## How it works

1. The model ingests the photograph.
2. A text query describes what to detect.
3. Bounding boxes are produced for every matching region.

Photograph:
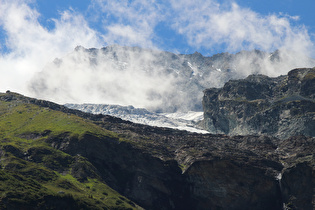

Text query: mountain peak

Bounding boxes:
[30,46,315,112]
[193,51,202,55]
[1,90,314,209]
[74,45,85,51]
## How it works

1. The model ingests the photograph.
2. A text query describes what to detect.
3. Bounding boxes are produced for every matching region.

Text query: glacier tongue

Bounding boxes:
[65,103,208,134]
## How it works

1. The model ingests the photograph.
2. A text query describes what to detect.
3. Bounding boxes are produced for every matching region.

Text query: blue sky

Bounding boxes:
[1,0,314,55]
[0,0,314,95]
[36,0,315,55]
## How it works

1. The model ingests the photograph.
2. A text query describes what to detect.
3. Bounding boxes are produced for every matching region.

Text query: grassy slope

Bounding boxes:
[0,99,139,209]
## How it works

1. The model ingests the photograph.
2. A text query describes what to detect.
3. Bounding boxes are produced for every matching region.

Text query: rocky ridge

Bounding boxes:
[29,46,315,112]
[1,91,314,209]
[203,68,315,139]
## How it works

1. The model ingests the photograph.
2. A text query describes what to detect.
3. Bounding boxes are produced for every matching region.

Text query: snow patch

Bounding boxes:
[187,62,193,69]
[65,103,208,134]
[161,111,204,122]
[188,62,197,76]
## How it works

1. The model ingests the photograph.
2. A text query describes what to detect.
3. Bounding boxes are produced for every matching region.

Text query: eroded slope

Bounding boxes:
[0,91,314,209]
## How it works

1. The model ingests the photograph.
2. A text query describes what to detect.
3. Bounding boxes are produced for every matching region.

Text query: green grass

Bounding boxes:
[0,151,137,209]
[0,101,119,140]
[0,99,139,209]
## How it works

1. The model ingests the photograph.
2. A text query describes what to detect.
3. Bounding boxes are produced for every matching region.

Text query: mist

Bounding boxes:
[30,46,177,110]
[1,0,314,112]
[0,0,102,93]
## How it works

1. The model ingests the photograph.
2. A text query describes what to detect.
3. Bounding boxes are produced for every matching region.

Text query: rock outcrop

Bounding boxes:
[281,162,314,210]
[29,46,315,112]
[203,68,315,139]
[1,91,314,209]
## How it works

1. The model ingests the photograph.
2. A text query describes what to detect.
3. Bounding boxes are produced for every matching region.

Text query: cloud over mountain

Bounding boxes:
[0,0,314,109]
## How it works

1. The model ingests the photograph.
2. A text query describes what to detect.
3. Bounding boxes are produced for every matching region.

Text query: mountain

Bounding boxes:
[29,45,315,113]
[0,91,139,209]
[203,68,315,139]
[64,103,207,134]
[1,91,314,209]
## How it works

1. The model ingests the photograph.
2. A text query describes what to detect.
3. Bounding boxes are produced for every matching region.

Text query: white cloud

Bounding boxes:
[92,0,164,49]
[169,0,314,56]
[0,0,102,93]
[29,46,177,110]
[0,0,314,111]
[167,0,315,79]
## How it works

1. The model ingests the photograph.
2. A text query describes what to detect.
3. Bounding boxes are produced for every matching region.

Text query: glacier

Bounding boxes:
[65,103,209,134]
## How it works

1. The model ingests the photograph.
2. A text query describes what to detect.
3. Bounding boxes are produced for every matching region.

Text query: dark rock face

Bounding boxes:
[186,160,282,210]
[47,133,190,210]
[281,162,314,210]
[49,132,287,210]
[203,68,315,139]
[44,124,314,210]
[1,91,314,209]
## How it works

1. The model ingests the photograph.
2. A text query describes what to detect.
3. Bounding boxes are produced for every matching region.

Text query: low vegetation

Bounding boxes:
[0,99,138,209]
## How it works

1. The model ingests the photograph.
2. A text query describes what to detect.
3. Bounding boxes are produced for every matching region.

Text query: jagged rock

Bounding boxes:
[1,91,314,209]
[48,132,189,210]
[29,46,315,112]
[281,162,314,210]
[186,160,282,210]
[203,68,315,139]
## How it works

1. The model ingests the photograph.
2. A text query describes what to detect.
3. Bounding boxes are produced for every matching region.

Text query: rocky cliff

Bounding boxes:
[29,46,315,112]
[203,68,315,139]
[0,91,314,209]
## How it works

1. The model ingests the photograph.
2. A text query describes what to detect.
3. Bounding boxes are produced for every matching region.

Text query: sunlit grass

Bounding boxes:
[0,100,138,209]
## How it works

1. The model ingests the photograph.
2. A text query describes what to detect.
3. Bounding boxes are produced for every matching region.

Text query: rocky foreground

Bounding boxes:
[203,68,315,139]
[0,91,314,209]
